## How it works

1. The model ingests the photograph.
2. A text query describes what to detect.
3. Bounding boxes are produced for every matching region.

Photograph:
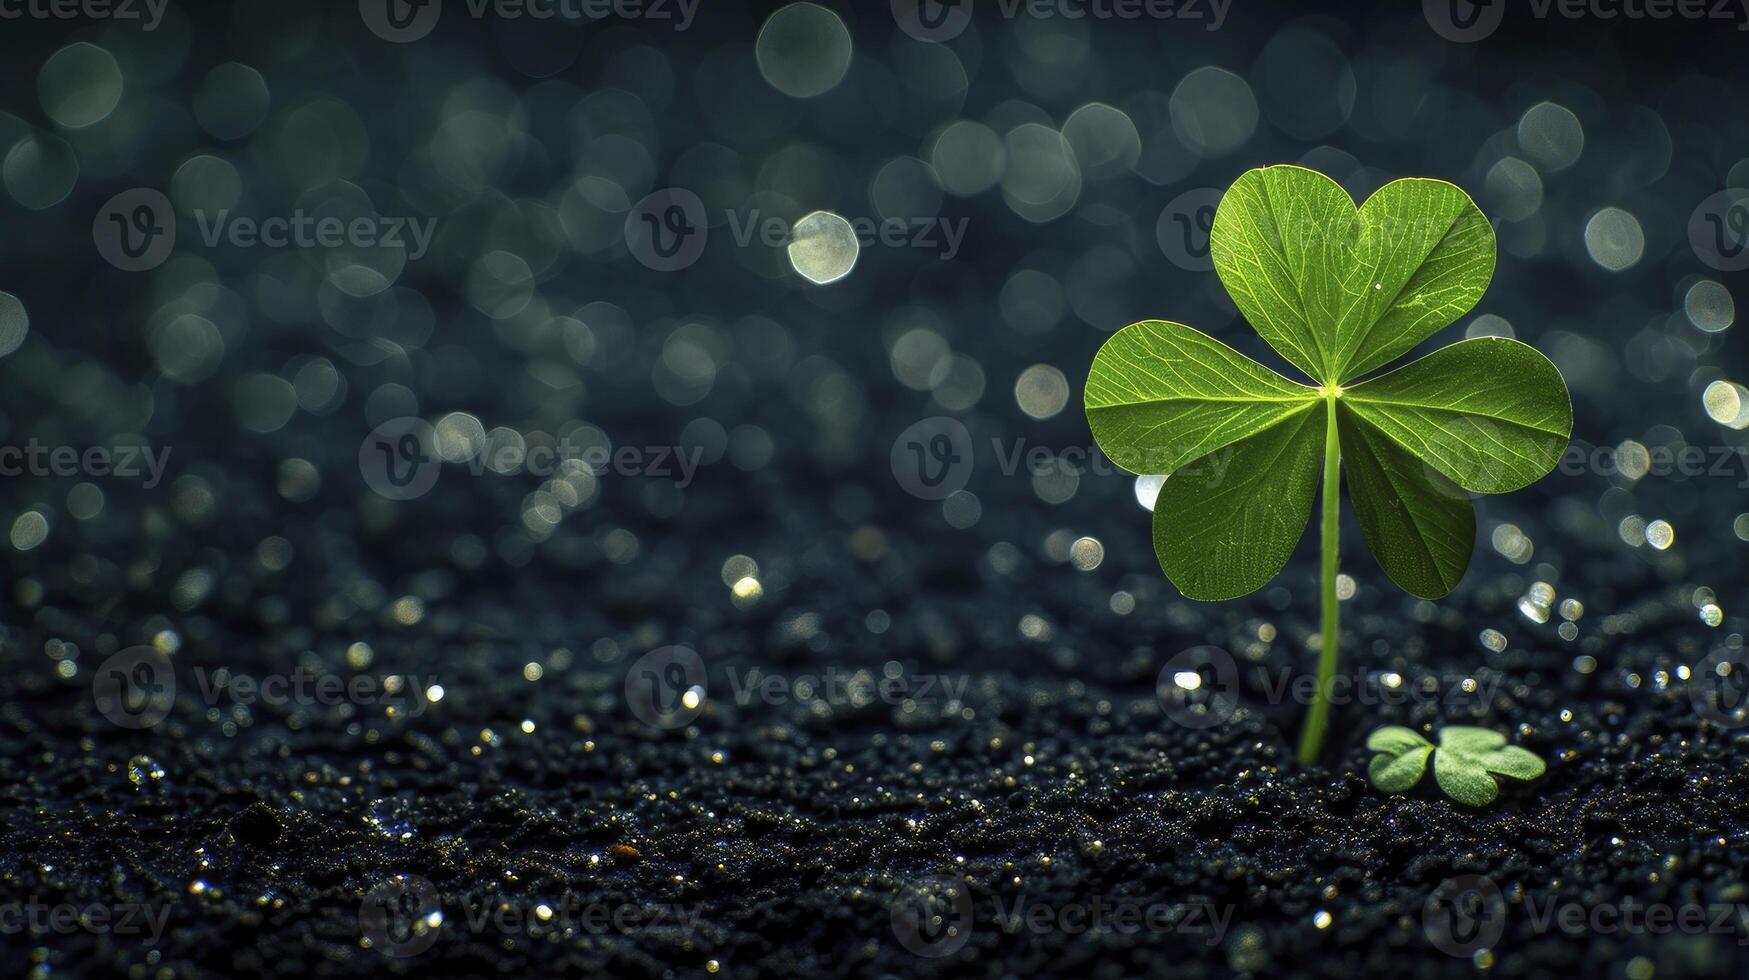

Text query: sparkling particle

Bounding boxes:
[1336,574,1356,600]
[1700,605,1724,628]
[1518,596,1551,624]
[943,490,982,529]
[755,3,853,99]
[1170,66,1258,156]
[1517,102,1584,170]
[1484,157,1543,222]
[1491,523,1533,564]
[786,211,859,284]
[1702,380,1749,429]
[1615,440,1651,480]
[930,120,1005,197]
[390,596,425,626]
[1133,474,1165,512]
[1069,536,1104,571]
[1559,598,1584,621]
[1465,313,1515,340]
[1584,207,1645,271]
[1684,280,1735,333]
[38,42,124,129]
[1000,123,1082,223]
[127,755,165,788]
[1061,102,1142,179]
[1646,520,1675,551]
[0,291,27,358]
[731,576,764,606]
[721,554,760,587]
[1480,629,1508,653]
[10,511,49,551]
[1014,364,1071,420]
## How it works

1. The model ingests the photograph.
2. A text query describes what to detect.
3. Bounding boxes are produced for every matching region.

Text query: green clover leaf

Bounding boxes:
[1366,725,1547,806]
[1086,165,1573,763]
[1363,725,1434,793]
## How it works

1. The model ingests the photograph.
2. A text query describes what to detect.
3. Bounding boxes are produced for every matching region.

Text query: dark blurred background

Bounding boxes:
[1,1,1747,977]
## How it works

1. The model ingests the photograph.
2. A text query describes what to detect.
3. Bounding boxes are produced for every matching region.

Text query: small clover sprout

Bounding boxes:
[1366,725,1546,806]
[1085,165,1572,763]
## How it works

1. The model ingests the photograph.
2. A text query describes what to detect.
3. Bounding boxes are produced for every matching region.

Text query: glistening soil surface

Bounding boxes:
[3,441,1745,979]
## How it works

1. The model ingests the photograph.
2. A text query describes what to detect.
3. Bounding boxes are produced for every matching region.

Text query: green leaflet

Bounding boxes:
[1209,165,1354,383]
[1365,725,1434,793]
[1084,164,1572,605]
[1150,405,1324,601]
[1342,338,1573,494]
[1211,165,1495,387]
[1366,725,1547,806]
[1338,406,1476,599]
[1365,725,1431,755]
[1086,320,1318,478]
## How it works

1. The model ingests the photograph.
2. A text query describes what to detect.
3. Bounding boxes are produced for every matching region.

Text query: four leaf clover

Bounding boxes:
[1367,725,1547,806]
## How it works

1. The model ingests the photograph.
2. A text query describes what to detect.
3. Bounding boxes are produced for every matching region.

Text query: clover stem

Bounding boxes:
[1297,392,1341,765]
